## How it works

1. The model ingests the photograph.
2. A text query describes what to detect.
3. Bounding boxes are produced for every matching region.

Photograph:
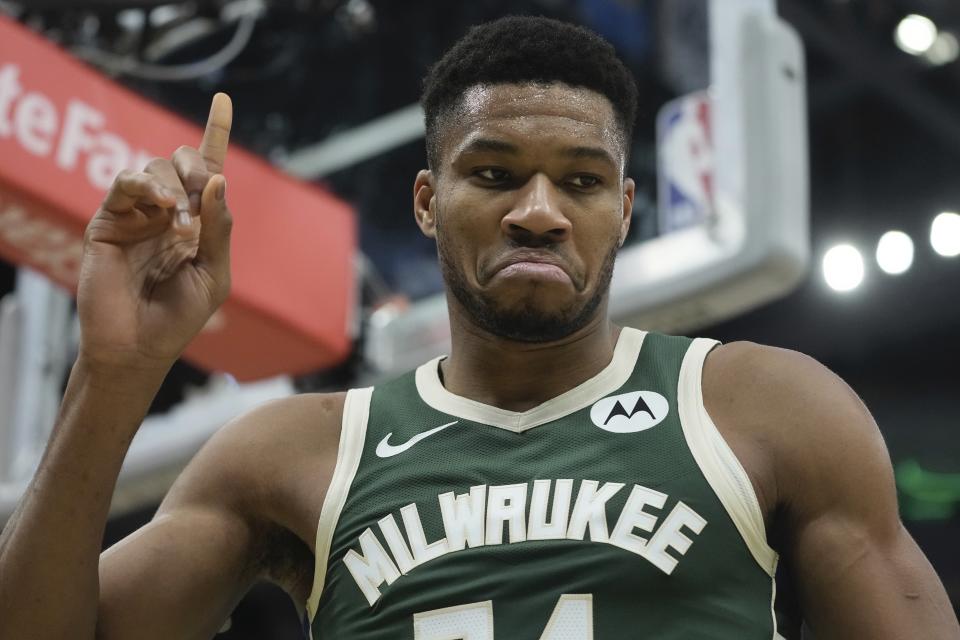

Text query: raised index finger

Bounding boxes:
[199,92,233,174]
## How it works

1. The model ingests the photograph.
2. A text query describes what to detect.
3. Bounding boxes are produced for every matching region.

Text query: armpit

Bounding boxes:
[251,522,315,604]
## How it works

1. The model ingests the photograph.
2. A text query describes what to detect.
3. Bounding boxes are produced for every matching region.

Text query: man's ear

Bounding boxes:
[619,177,635,247]
[414,169,437,238]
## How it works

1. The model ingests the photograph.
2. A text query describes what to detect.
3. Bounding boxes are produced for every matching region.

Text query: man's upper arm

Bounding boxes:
[96,392,344,640]
[738,344,958,639]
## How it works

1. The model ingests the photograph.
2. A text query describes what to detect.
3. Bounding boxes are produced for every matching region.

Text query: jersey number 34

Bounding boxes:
[414,594,592,639]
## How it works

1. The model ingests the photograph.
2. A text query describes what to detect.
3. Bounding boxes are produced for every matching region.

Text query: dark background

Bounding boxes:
[2,0,959,637]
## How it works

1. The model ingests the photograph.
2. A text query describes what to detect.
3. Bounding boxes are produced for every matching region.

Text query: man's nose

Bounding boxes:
[501,174,572,245]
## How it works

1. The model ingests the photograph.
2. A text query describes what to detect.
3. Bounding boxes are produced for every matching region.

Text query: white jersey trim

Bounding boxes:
[771,556,786,639]
[414,328,647,432]
[677,338,779,577]
[306,386,373,622]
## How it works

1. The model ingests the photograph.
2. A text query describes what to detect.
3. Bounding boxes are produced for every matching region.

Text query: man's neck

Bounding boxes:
[440,303,622,412]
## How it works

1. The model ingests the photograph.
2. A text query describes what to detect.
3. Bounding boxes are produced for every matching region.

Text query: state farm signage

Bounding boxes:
[0,63,154,192]
[0,16,356,380]
[0,60,155,286]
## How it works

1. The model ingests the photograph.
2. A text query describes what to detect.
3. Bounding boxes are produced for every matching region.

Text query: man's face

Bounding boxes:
[415,82,634,343]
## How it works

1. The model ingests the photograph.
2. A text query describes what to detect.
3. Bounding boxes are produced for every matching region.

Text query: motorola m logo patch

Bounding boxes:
[590,390,669,433]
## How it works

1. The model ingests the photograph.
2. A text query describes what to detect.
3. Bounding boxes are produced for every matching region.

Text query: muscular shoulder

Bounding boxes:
[703,341,896,529]
[163,391,346,511]
[703,340,859,427]
[220,391,347,470]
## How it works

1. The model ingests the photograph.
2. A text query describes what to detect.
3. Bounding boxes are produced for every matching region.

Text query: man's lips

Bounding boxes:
[495,261,571,283]
[489,252,574,285]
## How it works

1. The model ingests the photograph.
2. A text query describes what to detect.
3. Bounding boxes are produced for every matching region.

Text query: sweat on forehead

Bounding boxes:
[429,82,627,172]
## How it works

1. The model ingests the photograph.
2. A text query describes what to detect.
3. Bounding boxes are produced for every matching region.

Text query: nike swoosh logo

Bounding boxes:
[375,421,458,458]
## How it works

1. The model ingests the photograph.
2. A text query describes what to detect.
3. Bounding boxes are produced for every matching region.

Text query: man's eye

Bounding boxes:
[475,168,510,182]
[568,175,601,189]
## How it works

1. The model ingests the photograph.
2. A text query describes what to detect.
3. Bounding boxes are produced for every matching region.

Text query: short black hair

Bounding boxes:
[421,15,639,171]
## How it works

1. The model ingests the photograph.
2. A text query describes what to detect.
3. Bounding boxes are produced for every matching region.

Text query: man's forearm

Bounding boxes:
[0,357,170,640]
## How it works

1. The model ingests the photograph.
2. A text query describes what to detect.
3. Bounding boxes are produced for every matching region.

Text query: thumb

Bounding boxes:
[196,174,231,275]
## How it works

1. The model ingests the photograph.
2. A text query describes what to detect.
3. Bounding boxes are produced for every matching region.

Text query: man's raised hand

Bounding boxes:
[77,92,234,372]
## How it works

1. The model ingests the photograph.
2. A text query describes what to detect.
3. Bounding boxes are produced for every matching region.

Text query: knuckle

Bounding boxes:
[208,121,231,135]
[111,170,138,195]
[144,157,170,173]
[184,169,210,192]
[173,145,199,164]
[171,150,208,192]
[204,153,224,169]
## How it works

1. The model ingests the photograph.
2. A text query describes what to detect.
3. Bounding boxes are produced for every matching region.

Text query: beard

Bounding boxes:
[437,226,619,344]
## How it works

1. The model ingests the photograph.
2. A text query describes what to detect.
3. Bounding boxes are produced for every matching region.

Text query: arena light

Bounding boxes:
[876,231,914,275]
[925,31,960,66]
[895,14,938,55]
[822,244,865,292]
[930,212,960,257]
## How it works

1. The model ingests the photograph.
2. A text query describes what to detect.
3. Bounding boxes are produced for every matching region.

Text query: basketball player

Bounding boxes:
[0,16,957,640]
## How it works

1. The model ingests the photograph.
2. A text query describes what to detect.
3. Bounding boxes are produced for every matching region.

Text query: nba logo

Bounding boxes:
[657,91,717,234]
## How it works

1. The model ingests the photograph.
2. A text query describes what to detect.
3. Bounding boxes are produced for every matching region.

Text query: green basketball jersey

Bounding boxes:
[304,329,784,639]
